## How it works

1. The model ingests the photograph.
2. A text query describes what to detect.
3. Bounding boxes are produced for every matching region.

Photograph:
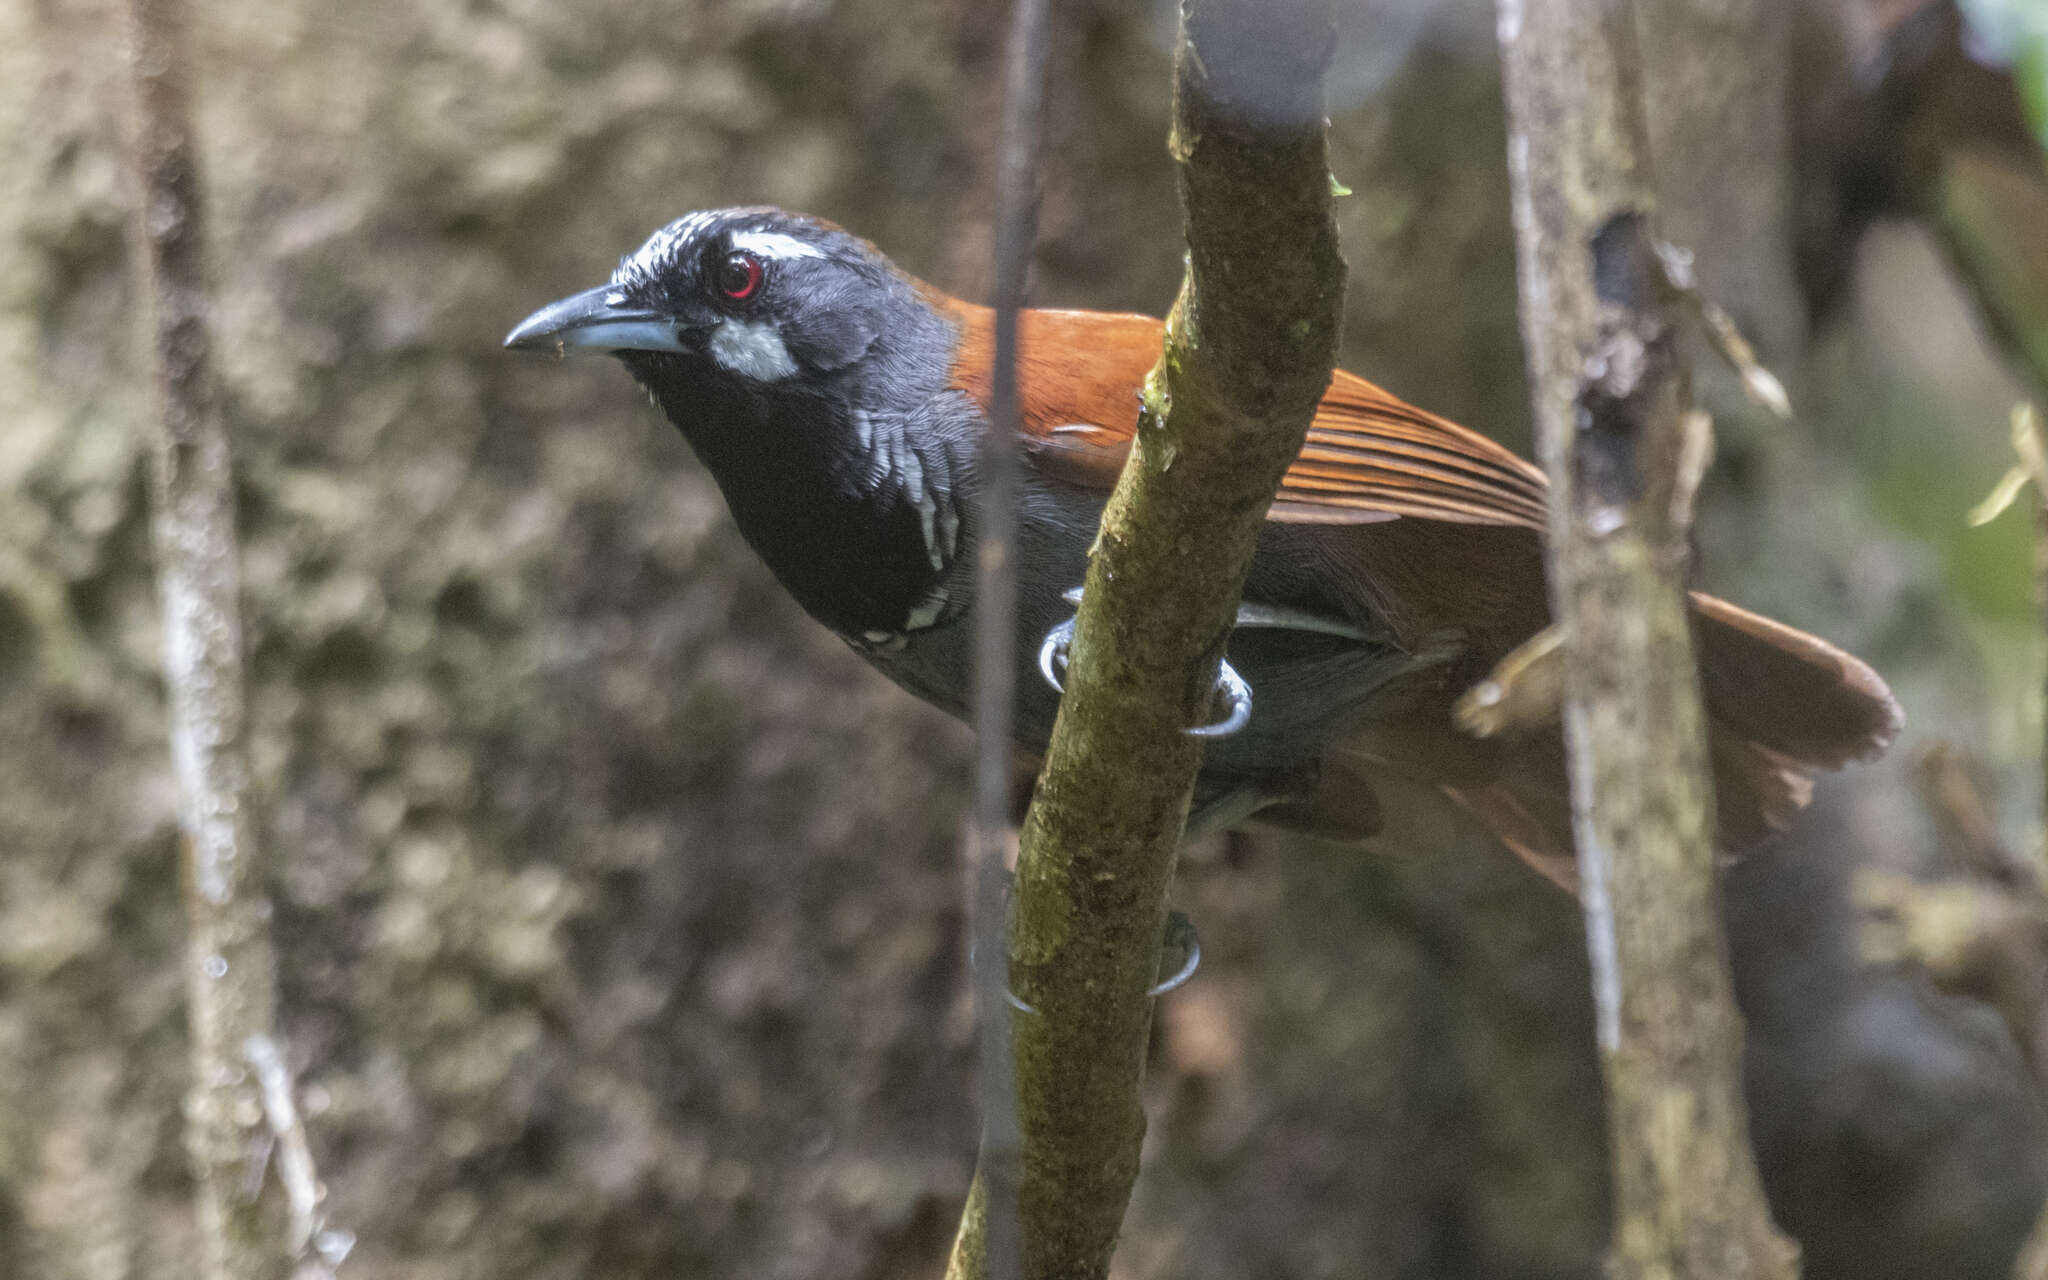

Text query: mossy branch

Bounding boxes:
[1493,1,1798,1277]
[944,0,1343,1276]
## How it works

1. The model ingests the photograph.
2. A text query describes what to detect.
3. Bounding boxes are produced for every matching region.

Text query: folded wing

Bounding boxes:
[936,298,1901,875]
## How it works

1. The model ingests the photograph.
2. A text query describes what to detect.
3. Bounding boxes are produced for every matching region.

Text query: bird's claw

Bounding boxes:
[973,909,1201,1014]
[1187,661,1253,739]
[1151,909,1201,996]
[1036,594,1255,739]
[1037,616,1076,694]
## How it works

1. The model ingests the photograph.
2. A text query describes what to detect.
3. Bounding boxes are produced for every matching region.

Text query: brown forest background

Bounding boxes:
[5,0,2048,1276]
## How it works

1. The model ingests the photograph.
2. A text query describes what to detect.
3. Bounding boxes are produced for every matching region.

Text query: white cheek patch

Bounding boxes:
[729,231,825,261]
[709,318,800,382]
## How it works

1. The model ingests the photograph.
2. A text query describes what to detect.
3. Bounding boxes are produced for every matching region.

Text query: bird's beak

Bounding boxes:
[504,284,696,355]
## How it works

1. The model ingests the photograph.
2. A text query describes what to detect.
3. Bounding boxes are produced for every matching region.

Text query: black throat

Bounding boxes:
[619,330,973,641]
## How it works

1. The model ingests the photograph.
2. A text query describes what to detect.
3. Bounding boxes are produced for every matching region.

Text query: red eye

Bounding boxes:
[716,250,763,301]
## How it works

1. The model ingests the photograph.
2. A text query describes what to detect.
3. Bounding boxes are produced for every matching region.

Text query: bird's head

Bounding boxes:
[505,207,931,398]
[505,208,975,640]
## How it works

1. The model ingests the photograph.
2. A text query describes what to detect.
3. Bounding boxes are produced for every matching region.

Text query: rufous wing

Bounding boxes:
[937,300,1550,529]
[935,295,1902,871]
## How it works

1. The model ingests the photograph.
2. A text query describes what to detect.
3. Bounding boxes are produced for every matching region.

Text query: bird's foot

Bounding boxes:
[1189,664,1253,740]
[1154,909,1201,996]
[1036,615,1077,694]
[975,908,1201,1015]
[1036,597,1254,739]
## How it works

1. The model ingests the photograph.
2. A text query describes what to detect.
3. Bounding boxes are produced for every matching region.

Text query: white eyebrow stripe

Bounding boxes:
[729,231,825,261]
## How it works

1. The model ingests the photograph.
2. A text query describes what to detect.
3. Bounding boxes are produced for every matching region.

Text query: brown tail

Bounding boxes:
[1448,592,1901,890]
[1688,592,1901,768]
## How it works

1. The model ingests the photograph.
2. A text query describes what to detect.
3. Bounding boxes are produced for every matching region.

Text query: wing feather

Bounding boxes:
[928,294,1902,867]
[933,297,1549,529]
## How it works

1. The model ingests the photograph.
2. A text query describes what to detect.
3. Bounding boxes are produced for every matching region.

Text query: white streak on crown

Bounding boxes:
[615,211,721,281]
[614,213,826,285]
[729,230,826,261]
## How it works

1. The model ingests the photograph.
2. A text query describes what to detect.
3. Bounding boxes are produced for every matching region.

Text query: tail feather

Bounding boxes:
[1709,732,1815,847]
[1690,592,1902,768]
[1445,727,1819,893]
[1443,782,1580,892]
[1443,596,1897,889]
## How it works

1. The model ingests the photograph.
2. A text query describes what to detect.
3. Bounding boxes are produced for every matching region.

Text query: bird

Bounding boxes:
[506,205,1901,887]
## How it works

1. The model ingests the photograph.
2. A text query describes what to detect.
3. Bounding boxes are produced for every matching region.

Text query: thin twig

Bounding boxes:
[1649,240,1793,421]
[965,0,1052,1276]
[245,1034,354,1277]
[120,1,298,1275]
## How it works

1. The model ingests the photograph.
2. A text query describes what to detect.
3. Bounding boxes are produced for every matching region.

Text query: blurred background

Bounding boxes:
[5,0,2048,1275]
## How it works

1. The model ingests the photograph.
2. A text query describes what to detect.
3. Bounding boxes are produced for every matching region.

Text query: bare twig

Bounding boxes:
[121,1,300,1275]
[1695,299,1793,420]
[962,0,1051,1274]
[245,1035,353,1277]
[944,0,1341,1274]
[1494,0,1798,1275]
[1646,240,1794,420]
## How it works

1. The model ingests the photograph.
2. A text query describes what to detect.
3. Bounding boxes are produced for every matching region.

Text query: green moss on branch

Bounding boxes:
[945,1,1342,1276]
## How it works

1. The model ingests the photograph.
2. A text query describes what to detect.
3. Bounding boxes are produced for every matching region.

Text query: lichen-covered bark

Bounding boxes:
[946,2,1343,1276]
[1495,0,1799,1276]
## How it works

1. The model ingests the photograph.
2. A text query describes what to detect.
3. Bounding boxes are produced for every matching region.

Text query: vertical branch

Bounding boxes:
[120,1,302,1276]
[946,1,1342,1276]
[1635,0,1804,358]
[1493,0,1799,1277]
[967,0,1052,1275]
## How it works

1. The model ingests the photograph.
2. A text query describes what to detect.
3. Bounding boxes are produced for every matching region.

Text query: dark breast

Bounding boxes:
[625,351,956,641]
[723,468,945,638]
